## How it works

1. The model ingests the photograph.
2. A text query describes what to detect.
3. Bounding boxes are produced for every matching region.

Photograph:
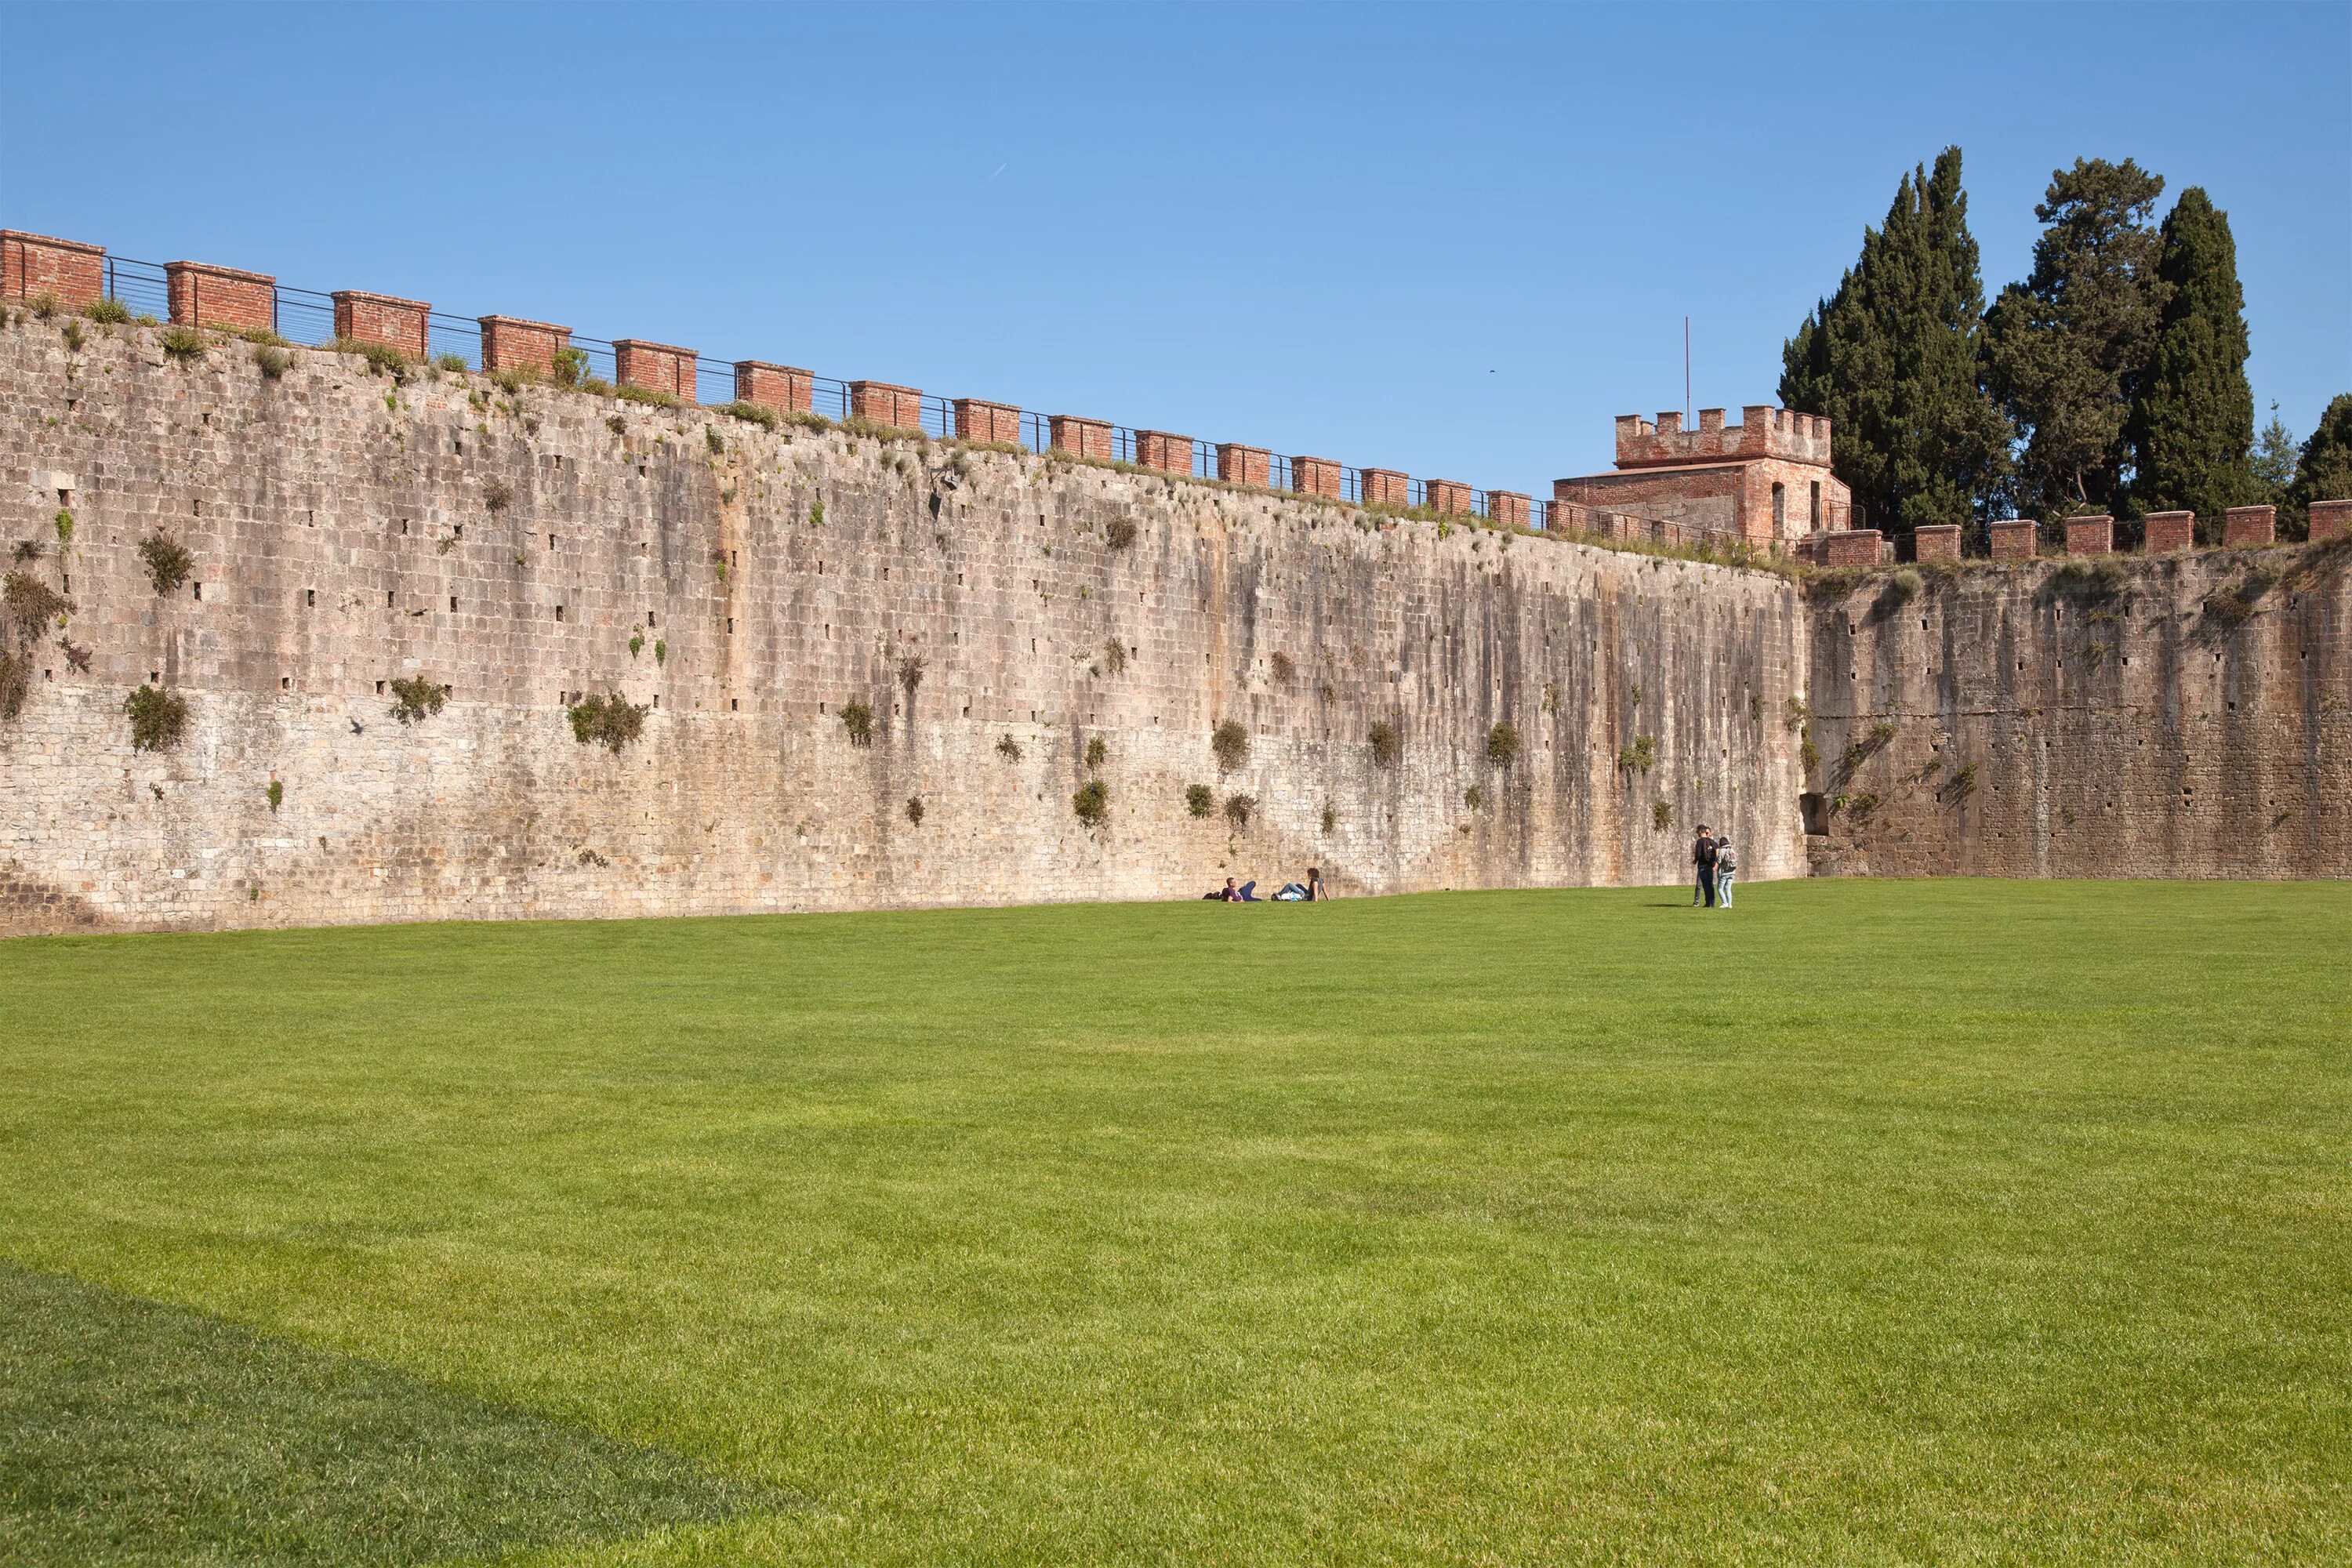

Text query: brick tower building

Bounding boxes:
[1554,406,1852,549]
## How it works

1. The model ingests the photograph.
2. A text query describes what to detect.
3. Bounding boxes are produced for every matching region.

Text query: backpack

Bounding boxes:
[1716,844,1737,874]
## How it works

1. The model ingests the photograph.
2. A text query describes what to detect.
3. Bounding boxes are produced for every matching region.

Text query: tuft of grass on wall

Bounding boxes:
[124,684,187,751]
[567,692,646,753]
[1211,719,1249,774]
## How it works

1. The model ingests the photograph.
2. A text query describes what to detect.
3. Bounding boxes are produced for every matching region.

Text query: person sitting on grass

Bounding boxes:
[1714,836,1737,908]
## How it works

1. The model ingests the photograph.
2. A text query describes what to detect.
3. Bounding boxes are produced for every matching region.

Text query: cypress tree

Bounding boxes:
[1780,147,2010,541]
[1984,158,2169,522]
[2127,187,2255,525]
[2291,394,2352,526]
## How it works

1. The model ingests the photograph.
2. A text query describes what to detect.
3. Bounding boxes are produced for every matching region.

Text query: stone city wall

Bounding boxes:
[0,321,1809,933]
[1801,551,2352,879]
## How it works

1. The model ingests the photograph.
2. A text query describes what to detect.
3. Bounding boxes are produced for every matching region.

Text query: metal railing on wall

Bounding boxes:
[94,251,1563,528]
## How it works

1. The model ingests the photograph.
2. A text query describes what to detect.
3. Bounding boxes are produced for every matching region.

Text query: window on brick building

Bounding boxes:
[1772,483,1786,533]
[1810,481,1822,528]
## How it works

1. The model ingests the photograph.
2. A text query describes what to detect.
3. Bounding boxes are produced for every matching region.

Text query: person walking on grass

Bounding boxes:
[1691,825,1719,908]
[1714,835,1737,908]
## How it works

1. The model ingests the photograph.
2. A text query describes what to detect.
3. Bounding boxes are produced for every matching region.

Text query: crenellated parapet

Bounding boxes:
[1613,406,1834,470]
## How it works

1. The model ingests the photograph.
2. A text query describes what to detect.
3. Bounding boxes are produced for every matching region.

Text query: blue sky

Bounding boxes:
[3,2,2344,491]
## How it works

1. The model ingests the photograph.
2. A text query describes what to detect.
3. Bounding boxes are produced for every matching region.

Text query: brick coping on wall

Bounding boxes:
[19,220,2336,579]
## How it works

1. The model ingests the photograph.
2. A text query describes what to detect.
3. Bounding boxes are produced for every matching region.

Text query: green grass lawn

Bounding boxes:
[2,880,2347,1566]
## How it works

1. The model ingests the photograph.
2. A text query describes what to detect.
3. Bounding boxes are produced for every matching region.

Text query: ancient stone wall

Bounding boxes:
[1802,553,2352,878]
[0,320,1808,933]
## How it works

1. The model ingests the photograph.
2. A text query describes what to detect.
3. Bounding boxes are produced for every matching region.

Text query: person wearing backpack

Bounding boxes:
[1690,826,1718,907]
[1714,836,1738,908]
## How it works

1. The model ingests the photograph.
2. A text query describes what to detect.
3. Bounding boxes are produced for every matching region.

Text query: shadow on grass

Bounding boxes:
[0,1263,793,1566]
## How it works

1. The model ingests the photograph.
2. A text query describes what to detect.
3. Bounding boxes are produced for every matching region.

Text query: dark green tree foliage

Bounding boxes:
[2251,402,2300,525]
[1984,158,2169,521]
[1780,147,2010,539]
[2291,394,2352,524]
[2126,188,2255,524]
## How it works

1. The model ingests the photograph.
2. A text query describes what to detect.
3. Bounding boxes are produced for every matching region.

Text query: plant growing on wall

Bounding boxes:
[898,655,925,699]
[1367,720,1400,770]
[905,796,925,826]
[266,779,283,813]
[629,633,644,659]
[1073,779,1109,828]
[567,692,646,753]
[159,326,205,361]
[484,479,513,515]
[1616,735,1657,774]
[1102,638,1127,676]
[1185,784,1214,818]
[1464,786,1483,811]
[1321,801,1337,834]
[1084,736,1107,771]
[138,533,194,594]
[996,734,1022,762]
[125,685,187,751]
[84,298,130,325]
[550,346,588,389]
[253,344,290,379]
[1223,793,1255,831]
[1210,719,1249,774]
[1269,652,1294,684]
[654,640,667,666]
[1486,722,1522,767]
[839,701,874,746]
[388,677,451,725]
[1,572,73,720]
[1653,800,1674,831]
[720,401,779,432]
[1106,517,1138,550]
[54,510,73,546]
